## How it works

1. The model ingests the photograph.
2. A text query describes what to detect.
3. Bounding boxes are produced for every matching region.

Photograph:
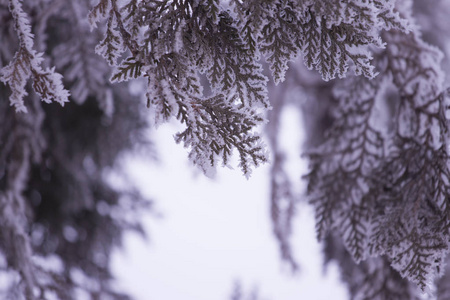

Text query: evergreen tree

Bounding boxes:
[0,0,151,298]
[1,0,450,299]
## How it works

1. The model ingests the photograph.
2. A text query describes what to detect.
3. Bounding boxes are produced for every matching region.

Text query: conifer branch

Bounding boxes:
[0,0,69,112]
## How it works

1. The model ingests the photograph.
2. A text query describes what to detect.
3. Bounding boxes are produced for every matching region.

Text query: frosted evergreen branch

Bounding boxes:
[174,94,268,178]
[259,2,300,84]
[88,0,110,28]
[0,2,152,299]
[88,0,413,178]
[111,56,143,82]
[302,7,450,289]
[325,235,422,300]
[93,0,271,176]
[2,0,450,298]
[306,76,383,256]
[366,138,450,290]
[384,30,445,147]
[0,0,69,112]
[52,1,113,112]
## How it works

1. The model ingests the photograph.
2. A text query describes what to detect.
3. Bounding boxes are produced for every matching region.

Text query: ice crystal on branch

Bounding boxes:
[0,0,69,112]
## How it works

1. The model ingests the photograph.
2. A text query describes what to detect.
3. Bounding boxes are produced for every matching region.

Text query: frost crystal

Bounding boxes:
[0,0,69,112]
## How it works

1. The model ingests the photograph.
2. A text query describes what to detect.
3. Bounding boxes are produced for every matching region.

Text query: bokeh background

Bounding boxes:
[112,110,348,300]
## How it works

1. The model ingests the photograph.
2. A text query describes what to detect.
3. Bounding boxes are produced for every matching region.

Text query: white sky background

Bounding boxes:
[111,108,349,300]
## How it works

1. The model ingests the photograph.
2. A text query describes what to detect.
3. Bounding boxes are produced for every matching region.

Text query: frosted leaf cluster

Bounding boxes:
[89,0,272,176]
[301,2,450,296]
[233,0,409,83]
[0,1,151,299]
[52,0,115,115]
[225,0,450,297]
[88,0,409,176]
[0,0,69,112]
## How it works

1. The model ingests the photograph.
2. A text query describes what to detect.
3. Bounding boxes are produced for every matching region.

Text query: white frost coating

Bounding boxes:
[385,29,445,150]
[36,68,70,106]
[88,0,111,29]
[173,19,185,54]
[0,0,70,112]
[95,16,125,66]
[346,44,376,79]
[160,78,177,111]
[0,54,30,113]
[9,0,34,50]
[190,151,217,179]
[146,70,179,127]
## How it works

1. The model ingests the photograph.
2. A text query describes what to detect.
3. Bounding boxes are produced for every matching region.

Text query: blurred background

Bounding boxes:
[111,112,348,300]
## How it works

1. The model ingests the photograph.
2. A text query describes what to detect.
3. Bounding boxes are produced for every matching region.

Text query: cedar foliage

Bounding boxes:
[1,0,151,299]
[1,0,450,299]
